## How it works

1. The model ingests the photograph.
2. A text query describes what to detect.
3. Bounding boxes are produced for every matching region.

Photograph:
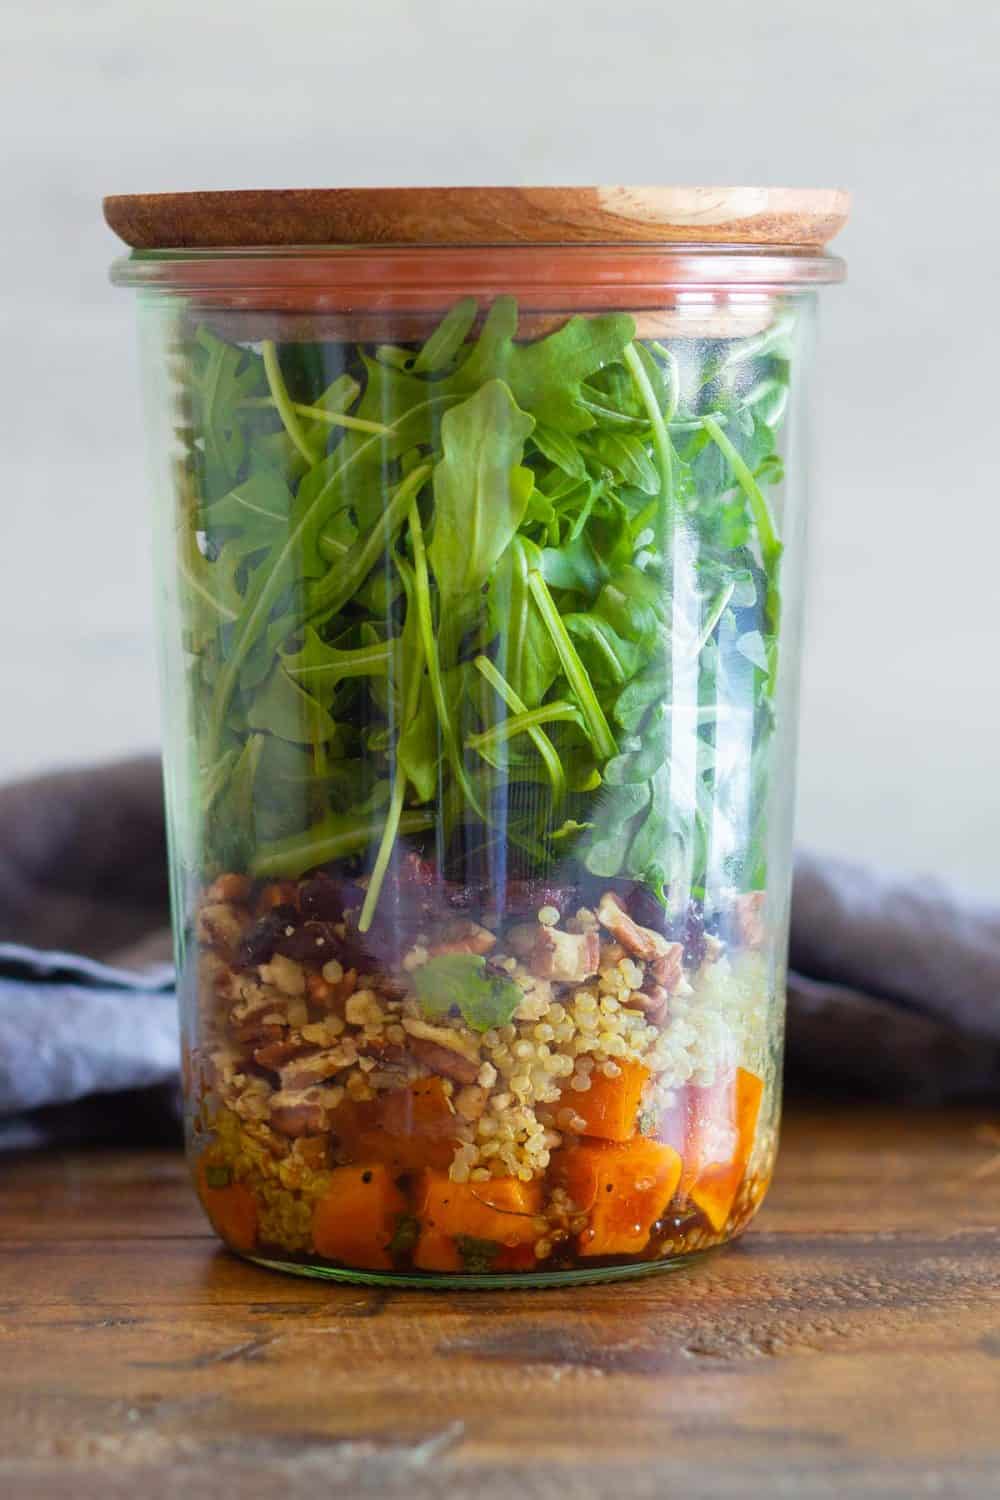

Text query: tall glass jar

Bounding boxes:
[108,187,847,1285]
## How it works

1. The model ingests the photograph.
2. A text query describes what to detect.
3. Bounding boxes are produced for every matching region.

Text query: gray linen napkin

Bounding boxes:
[0,758,997,1149]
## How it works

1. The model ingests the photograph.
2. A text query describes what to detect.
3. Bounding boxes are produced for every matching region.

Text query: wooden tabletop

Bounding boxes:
[2,1106,999,1499]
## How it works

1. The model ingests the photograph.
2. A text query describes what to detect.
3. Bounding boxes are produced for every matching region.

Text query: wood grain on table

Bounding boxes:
[1,1107,999,1500]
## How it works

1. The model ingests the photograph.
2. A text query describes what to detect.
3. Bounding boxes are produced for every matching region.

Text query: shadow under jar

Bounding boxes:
[107,185,848,1285]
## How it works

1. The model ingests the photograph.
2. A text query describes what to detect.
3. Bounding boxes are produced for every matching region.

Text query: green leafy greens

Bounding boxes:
[176,298,794,922]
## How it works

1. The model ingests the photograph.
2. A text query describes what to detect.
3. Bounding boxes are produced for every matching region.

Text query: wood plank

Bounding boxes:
[1,1107,999,1499]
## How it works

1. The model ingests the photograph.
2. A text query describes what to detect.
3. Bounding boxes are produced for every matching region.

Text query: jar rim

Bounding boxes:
[110,243,845,299]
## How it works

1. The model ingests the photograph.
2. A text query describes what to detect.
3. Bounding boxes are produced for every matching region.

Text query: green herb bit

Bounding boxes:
[204,1164,232,1189]
[388,1214,421,1256]
[455,1235,502,1273]
[412,953,522,1033]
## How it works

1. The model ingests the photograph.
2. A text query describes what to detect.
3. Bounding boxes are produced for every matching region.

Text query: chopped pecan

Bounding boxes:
[258,953,306,998]
[530,926,600,983]
[649,942,684,993]
[596,892,674,961]
[735,891,767,950]
[205,873,253,905]
[269,1090,325,1138]
[407,1037,479,1085]
[229,984,307,1032]
[401,1017,480,1063]
[253,1037,317,1072]
[627,983,669,1025]
[196,902,249,958]
[427,920,497,958]
[278,1042,358,1092]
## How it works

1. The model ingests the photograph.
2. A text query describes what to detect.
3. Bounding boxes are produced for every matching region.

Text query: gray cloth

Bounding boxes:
[787,853,1000,1103]
[0,759,997,1150]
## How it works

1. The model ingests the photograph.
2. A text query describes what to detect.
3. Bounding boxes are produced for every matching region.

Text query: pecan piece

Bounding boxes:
[649,942,684,993]
[735,891,767,950]
[596,892,674,961]
[278,1042,358,1092]
[427,920,497,958]
[269,1090,326,1138]
[626,983,669,1026]
[530,926,600,983]
[253,1037,318,1072]
[407,1037,479,1085]
[196,902,249,958]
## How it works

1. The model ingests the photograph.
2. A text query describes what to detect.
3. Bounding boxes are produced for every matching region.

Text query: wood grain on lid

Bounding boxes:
[104,185,850,251]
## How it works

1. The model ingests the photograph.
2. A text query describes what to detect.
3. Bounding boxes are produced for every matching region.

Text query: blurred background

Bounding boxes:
[2,0,997,893]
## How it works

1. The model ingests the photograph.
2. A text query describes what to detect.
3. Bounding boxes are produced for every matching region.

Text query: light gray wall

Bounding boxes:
[2,0,998,891]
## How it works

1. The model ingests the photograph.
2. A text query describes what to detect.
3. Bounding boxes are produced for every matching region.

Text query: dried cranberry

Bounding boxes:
[237,909,288,968]
[299,875,353,921]
[664,902,707,968]
[625,885,670,934]
[274,920,342,962]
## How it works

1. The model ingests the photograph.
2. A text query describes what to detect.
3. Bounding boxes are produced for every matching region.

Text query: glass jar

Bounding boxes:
[108,187,847,1285]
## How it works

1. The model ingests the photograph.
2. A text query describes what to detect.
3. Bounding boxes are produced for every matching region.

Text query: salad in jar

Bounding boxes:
[172,290,794,1281]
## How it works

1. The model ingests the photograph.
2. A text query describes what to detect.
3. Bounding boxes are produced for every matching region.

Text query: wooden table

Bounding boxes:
[2,1107,999,1499]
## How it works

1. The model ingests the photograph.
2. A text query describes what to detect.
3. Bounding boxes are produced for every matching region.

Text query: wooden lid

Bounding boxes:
[104,185,849,251]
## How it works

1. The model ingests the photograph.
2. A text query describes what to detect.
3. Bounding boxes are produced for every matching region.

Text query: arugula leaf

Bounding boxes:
[412,953,522,1033]
[454,298,636,433]
[428,380,535,639]
[247,666,341,746]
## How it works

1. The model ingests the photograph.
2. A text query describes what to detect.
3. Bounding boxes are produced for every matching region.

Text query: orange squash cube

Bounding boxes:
[689,1067,764,1231]
[196,1157,258,1253]
[555,1136,682,1257]
[412,1171,542,1270]
[312,1163,408,1270]
[560,1058,650,1141]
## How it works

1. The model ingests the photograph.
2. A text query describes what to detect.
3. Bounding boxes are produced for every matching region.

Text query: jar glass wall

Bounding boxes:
[118,235,840,1285]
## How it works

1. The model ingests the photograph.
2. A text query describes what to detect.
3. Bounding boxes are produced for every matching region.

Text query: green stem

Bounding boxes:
[649,342,680,421]
[251,809,434,880]
[261,342,319,465]
[623,343,675,545]
[408,502,487,821]
[358,776,407,933]
[465,699,581,752]
[240,396,391,436]
[472,655,566,804]
[307,464,431,618]
[700,415,782,570]
[526,569,618,763]
[359,592,428,934]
